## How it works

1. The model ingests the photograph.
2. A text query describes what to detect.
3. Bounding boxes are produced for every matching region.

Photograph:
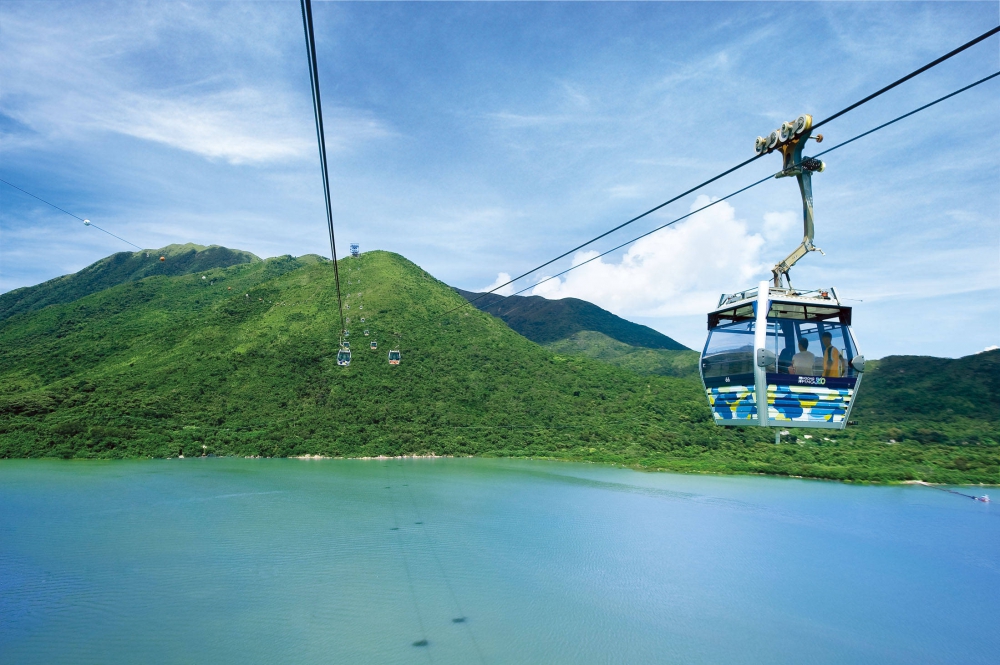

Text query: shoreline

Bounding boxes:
[2,454,995,487]
[281,454,997,487]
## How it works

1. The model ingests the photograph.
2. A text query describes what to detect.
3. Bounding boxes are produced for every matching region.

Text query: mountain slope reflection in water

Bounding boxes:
[0,458,996,664]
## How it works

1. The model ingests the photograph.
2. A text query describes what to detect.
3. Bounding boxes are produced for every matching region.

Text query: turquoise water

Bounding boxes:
[0,458,996,664]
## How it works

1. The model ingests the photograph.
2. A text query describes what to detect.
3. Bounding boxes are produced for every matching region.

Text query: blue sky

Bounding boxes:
[1,1,997,358]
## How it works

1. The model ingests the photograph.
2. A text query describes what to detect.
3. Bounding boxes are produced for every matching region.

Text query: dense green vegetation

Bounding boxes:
[1,248,996,484]
[457,288,688,349]
[546,331,701,379]
[0,243,258,321]
[544,335,1000,460]
[849,352,999,452]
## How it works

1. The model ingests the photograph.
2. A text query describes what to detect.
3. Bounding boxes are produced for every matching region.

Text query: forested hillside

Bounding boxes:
[545,331,700,379]
[0,243,258,321]
[457,289,688,349]
[0,248,995,484]
[850,352,999,447]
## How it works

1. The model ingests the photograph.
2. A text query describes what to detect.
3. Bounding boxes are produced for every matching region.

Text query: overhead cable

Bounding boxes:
[455,24,1000,311]
[299,0,347,340]
[0,177,143,251]
[811,25,1000,131]
[500,70,1000,300]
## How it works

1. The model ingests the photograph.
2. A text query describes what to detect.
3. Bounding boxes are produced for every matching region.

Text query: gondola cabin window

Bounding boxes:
[765,318,858,377]
[701,320,755,378]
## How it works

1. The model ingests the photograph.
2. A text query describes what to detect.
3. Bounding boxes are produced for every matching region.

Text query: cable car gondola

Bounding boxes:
[388,350,401,365]
[364,329,369,336]
[337,348,352,366]
[371,341,378,350]
[701,115,864,432]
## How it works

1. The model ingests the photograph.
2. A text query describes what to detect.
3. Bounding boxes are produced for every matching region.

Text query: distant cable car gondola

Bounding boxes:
[159,256,165,262]
[337,348,352,366]
[388,350,401,365]
[371,341,378,350]
[701,115,864,433]
[364,329,369,336]
[342,341,350,349]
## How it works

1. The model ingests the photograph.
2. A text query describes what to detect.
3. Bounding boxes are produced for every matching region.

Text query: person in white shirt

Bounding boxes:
[791,338,817,376]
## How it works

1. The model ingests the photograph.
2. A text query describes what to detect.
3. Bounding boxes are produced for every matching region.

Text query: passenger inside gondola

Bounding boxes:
[791,338,816,375]
[821,332,843,377]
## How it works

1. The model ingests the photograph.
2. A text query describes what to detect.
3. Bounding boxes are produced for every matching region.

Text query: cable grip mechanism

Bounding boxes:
[754,114,827,288]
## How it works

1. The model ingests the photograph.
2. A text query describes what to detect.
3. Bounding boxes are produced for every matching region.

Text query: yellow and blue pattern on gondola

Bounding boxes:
[706,384,757,421]
[767,382,853,423]
[706,378,854,425]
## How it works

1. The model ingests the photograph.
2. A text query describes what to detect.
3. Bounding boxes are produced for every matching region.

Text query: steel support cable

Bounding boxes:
[0,177,143,251]
[449,24,1000,313]
[448,155,764,315]
[811,25,999,131]
[300,0,347,342]
[495,70,1000,301]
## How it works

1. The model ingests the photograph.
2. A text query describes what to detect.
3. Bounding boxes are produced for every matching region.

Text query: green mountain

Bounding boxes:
[546,331,700,379]
[1,249,996,484]
[456,289,689,349]
[0,243,259,321]
[849,352,1000,446]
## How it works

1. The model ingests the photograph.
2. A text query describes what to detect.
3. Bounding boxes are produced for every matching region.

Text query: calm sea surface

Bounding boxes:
[0,458,996,664]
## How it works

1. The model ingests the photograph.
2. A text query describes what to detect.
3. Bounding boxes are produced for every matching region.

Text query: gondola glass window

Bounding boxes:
[766,319,859,377]
[701,321,755,379]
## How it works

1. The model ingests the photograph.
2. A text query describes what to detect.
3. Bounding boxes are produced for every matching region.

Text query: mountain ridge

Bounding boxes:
[455,288,689,350]
[0,244,262,322]
[1,248,995,483]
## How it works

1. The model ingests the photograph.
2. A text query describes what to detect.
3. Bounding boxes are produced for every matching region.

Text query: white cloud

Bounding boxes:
[762,210,798,242]
[606,184,644,199]
[480,272,515,296]
[530,195,772,316]
[0,3,390,165]
[84,89,315,164]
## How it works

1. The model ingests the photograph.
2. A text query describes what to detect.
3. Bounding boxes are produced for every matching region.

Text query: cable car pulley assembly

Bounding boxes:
[755,115,826,290]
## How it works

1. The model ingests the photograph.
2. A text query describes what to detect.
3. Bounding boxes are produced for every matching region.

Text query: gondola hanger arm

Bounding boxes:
[755,114,826,288]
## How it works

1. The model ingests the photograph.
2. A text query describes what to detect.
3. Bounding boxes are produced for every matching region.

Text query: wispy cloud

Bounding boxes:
[0,2,390,164]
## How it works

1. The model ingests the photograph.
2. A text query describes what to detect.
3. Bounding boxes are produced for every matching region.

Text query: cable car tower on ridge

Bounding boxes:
[700,115,865,434]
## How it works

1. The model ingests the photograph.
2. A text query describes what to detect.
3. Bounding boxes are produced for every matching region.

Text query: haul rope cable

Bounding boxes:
[450,24,1000,313]
[300,0,347,342]
[0,177,143,251]
[490,70,1000,302]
